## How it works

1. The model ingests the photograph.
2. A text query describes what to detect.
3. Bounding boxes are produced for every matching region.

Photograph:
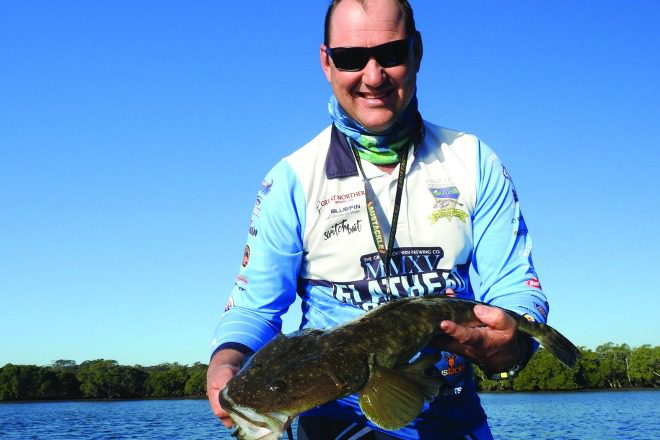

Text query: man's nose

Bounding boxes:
[361,58,386,87]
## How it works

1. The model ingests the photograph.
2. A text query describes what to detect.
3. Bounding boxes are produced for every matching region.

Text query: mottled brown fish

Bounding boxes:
[220,295,579,439]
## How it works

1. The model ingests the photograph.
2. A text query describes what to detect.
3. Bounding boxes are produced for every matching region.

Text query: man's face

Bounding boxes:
[320,0,420,133]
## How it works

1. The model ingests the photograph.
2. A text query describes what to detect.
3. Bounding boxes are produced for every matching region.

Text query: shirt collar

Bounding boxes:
[324,120,425,179]
[325,124,359,179]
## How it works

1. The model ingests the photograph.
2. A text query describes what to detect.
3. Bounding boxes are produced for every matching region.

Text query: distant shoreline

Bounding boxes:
[2,344,658,401]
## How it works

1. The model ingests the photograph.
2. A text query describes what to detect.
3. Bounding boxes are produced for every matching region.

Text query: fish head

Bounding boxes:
[221,330,360,437]
[220,387,291,440]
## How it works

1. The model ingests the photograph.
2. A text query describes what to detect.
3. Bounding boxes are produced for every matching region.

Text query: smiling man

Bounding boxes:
[321,0,420,133]
[207,1,549,439]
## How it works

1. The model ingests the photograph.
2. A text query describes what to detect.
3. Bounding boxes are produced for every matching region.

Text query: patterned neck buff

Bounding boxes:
[328,94,422,165]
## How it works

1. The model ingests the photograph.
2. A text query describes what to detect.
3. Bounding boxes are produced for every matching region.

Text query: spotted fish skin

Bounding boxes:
[220,295,579,439]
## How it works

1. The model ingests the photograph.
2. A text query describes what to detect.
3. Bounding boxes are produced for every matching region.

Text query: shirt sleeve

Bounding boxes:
[210,159,306,357]
[471,140,549,325]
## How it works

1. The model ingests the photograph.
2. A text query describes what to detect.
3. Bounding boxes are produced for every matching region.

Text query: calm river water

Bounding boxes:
[0,390,658,439]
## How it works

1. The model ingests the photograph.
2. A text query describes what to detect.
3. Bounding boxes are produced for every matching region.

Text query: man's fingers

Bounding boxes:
[209,389,234,428]
[474,304,516,332]
[439,319,457,334]
[439,319,483,346]
[220,415,234,429]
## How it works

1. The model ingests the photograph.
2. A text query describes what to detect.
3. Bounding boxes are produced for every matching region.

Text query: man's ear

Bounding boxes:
[320,44,333,82]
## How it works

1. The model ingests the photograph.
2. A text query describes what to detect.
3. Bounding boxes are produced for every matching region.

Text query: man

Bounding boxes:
[207,1,548,438]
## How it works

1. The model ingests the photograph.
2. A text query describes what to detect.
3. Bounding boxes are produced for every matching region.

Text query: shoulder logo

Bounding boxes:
[241,245,250,268]
[502,165,519,202]
[248,218,258,237]
[259,179,273,196]
[525,277,542,289]
[534,302,548,320]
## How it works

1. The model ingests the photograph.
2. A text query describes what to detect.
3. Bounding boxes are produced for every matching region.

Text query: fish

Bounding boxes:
[219,295,580,439]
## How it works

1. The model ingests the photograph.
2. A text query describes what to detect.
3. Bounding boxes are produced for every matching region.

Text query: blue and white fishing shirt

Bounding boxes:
[211,121,548,438]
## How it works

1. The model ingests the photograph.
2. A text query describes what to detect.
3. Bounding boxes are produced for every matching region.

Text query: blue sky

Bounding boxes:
[1,1,658,367]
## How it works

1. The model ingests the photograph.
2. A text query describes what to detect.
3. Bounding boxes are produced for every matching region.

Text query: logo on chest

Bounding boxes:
[316,190,365,220]
[323,218,363,240]
[427,184,468,224]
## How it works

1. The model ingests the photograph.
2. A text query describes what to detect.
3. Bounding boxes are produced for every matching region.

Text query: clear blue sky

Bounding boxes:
[1,1,658,367]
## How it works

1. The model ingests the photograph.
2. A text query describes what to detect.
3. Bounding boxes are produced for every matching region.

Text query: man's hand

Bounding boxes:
[432,295,520,372]
[206,349,244,428]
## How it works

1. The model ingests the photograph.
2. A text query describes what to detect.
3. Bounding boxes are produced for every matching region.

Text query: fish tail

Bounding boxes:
[518,320,580,368]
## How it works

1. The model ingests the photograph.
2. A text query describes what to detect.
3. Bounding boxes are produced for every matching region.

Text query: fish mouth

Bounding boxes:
[221,388,292,440]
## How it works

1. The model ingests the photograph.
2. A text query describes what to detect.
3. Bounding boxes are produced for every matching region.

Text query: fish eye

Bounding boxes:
[268,379,287,392]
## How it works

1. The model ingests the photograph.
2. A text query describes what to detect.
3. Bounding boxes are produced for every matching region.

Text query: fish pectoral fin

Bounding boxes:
[397,354,443,401]
[358,365,424,431]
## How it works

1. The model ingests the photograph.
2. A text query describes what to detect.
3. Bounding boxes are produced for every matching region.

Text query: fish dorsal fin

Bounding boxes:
[397,354,443,401]
[358,357,424,431]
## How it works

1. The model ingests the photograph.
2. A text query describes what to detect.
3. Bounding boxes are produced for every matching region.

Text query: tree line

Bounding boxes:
[476,343,659,391]
[0,360,207,401]
[1,343,658,401]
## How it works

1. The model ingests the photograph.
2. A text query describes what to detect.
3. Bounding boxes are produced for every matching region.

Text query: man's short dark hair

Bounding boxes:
[323,0,417,46]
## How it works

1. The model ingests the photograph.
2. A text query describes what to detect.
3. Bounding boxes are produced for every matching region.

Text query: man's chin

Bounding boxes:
[354,111,398,133]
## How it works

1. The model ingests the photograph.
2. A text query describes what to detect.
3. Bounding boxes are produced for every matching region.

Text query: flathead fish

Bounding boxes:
[220,296,579,439]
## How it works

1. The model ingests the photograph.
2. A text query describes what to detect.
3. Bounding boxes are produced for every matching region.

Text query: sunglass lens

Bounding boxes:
[331,48,369,71]
[374,39,410,67]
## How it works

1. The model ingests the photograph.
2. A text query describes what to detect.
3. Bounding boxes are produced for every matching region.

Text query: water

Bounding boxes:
[0,400,218,439]
[0,391,657,439]
[480,390,659,439]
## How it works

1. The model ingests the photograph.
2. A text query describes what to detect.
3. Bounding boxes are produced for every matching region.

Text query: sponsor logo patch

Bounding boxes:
[324,218,363,240]
[429,186,460,209]
[325,204,362,220]
[519,243,532,257]
[427,185,467,223]
[241,245,250,268]
[260,179,273,196]
[522,313,536,322]
[534,302,548,320]
[442,386,463,397]
[248,219,258,237]
[235,275,248,286]
[502,165,519,202]
[429,208,468,224]
[322,247,470,311]
[525,277,542,289]
[441,353,466,376]
[316,190,365,213]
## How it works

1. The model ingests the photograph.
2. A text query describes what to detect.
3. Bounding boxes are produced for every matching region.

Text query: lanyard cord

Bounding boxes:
[351,141,409,302]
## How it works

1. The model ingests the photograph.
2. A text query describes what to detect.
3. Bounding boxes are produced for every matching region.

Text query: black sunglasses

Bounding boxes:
[325,36,415,72]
